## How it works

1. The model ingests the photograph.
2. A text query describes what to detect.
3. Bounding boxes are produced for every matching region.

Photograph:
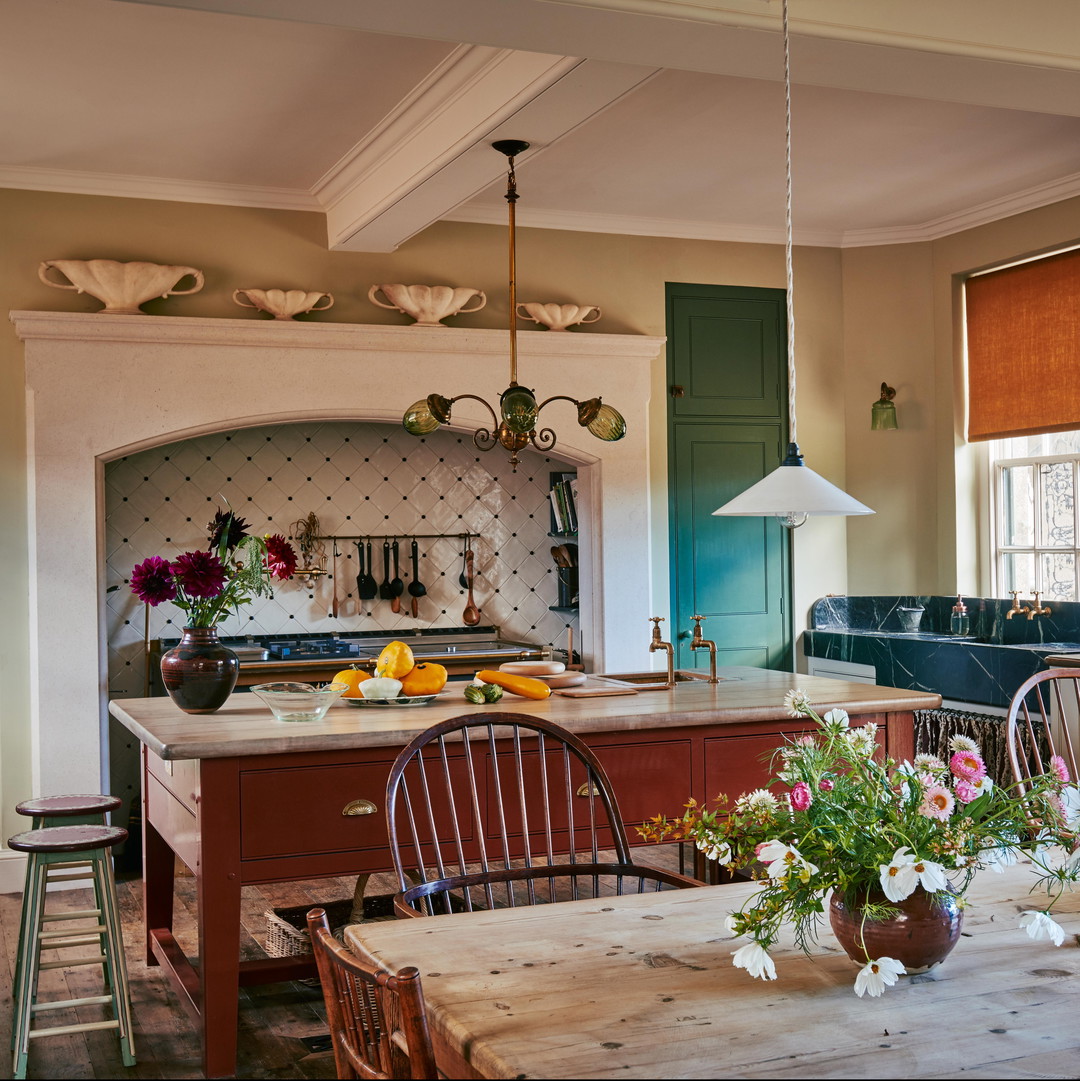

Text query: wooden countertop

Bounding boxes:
[109,667,940,760]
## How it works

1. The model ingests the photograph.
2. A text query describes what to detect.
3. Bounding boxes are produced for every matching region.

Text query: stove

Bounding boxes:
[265,638,364,662]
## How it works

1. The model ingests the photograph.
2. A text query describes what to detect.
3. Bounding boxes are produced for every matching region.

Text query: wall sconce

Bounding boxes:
[871,383,898,430]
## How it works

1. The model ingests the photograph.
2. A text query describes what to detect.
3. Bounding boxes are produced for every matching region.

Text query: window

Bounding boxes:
[992,429,1080,600]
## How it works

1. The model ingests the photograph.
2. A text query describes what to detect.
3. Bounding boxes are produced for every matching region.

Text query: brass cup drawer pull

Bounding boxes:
[342,799,378,817]
[576,782,600,798]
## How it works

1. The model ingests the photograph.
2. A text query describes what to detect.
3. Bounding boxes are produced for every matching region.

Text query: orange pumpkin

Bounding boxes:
[400,662,449,697]
[332,667,374,698]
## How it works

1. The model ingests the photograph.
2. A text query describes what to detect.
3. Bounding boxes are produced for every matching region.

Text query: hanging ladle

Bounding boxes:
[407,538,426,618]
[463,546,481,626]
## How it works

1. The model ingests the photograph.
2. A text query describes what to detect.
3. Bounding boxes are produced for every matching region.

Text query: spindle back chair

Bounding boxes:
[384,712,700,917]
[306,907,437,1081]
[1006,669,1079,798]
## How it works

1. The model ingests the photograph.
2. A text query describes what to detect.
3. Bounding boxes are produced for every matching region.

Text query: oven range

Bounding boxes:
[149,626,549,693]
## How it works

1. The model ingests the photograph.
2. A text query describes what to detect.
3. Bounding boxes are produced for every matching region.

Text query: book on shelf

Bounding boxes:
[549,472,578,534]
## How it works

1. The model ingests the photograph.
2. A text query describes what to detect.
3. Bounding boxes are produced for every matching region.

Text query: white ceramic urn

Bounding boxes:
[516,302,602,331]
[38,258,204,314]
[368,284,486,326]
[233,288,334,320]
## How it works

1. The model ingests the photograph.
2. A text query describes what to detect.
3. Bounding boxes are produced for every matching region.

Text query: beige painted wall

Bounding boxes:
[0,185,851,834]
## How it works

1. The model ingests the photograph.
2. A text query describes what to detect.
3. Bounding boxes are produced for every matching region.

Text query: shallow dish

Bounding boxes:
[344,692,442,708]
[251,681,348,722]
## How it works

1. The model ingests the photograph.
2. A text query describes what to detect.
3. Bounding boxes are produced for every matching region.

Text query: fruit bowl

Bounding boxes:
[250,682,348,722]
[344,691,444,709]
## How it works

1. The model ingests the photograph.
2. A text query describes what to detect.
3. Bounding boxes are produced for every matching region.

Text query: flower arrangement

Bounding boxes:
[639,689,1080,997]
[129,510,297,627]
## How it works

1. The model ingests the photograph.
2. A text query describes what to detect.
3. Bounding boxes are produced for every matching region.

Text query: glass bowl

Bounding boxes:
[250,681,348,722]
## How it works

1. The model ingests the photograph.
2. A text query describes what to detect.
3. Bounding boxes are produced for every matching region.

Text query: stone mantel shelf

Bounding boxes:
[9,311,665,356]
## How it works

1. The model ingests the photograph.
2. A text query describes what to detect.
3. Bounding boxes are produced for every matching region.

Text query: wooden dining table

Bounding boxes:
[346,862,1080,1078]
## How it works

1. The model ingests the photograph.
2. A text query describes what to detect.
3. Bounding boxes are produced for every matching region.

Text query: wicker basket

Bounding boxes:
[264,895,395,958]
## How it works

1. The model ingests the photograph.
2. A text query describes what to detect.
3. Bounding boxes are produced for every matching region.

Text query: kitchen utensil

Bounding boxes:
[463,548,481,626]
[354,541,365,595]
[459,539,470,589]
[331,543,339,618]
[407,539,427,618]
[359,541,378,600]
[379,541,392,600]
[390,539,404,613]
[554,686,639,698]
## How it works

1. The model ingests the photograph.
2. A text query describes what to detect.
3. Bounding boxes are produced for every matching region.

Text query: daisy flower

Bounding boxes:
[913,753,946,775]
[783,689,810,717]
[737,789,780,814]
[844,724,878,756]
[732,942,777,981]
[1019,910,1065,946]
[949,734,981,755]
[854,956,906,998]
[950,750,987,783]
[919,783,955,821]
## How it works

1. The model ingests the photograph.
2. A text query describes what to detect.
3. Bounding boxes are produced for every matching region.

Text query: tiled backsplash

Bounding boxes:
[105,421,578,698]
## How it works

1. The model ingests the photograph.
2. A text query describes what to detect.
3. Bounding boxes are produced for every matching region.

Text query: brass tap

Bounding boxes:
[689,614,719,684]
[1028,591,1052,619]
[648,616,675,688]
[1006,591,1030,620]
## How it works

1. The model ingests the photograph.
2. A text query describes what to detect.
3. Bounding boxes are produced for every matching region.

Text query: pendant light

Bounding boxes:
[712,0,873,530]
[403,139,626,470]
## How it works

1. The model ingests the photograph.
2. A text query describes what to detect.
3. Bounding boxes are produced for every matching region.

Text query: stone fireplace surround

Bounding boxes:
[9,310,662,881]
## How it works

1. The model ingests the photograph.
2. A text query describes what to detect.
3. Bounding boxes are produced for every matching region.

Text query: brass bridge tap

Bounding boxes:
[1006,591,1030,620]
[648,616,675,689]
[689,615,719,684]
[1028,591,1052,619]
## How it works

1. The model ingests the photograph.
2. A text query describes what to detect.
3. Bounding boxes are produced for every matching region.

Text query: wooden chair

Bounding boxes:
[306,907,437,1081]
[1006,668,1080,795]
[385,712,701,917]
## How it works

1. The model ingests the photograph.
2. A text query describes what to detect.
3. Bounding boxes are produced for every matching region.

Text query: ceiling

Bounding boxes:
[5,0,1080,250]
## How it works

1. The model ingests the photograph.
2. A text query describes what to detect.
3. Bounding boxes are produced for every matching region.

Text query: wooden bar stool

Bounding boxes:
[8,824,136,1079]
[11,795,123,1009]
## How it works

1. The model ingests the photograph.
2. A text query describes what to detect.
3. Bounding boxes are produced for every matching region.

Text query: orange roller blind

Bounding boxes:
[965,246,1080,442]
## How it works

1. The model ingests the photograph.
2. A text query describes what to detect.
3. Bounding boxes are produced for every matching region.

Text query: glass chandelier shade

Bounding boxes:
[401,140,625,469]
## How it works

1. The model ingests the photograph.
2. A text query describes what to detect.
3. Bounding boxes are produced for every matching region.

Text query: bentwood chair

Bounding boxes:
[306,907,437,1081]
[385,712,701,917]
[1006,669,1080,797]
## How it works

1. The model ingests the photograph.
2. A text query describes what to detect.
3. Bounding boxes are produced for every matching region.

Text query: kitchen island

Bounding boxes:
[110,667,939,1078]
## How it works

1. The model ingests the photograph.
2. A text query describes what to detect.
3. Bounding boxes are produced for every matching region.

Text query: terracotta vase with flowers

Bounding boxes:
[641,691,1080,997]
[130,510,297,714]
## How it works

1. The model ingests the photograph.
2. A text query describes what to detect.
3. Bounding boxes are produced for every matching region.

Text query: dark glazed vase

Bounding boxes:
[829,886,963,973]
[160,626,239,714]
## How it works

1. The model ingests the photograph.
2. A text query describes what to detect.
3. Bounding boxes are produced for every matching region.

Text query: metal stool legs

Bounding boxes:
[9,824,135,1079]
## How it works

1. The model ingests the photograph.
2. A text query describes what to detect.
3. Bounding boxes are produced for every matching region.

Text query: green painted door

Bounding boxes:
[667,283,792,671]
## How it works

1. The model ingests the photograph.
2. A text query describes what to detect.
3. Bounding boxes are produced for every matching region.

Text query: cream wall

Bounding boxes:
[0,186,852,840]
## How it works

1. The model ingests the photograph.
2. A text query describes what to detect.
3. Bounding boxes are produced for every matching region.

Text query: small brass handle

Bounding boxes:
[576,781,600,798]
[342,799,377,817]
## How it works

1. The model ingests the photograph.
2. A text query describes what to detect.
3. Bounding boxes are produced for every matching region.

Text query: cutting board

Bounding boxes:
[554,685,639,698]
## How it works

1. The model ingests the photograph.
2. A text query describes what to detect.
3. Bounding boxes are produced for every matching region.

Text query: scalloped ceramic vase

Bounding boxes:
[368,284,486,326]
[38,258,204,314]
[233,288,334,320]
[516,302,601,331]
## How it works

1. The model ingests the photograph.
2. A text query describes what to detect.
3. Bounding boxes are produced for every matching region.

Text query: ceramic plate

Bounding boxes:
[343,692,442,708]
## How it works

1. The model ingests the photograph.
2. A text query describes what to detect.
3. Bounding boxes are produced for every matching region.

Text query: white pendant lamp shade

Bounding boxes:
[713,443,873,529]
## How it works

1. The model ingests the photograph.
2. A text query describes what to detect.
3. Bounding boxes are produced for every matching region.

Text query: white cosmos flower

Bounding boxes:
[968,774,993,797]
[853,956,906,998]
[910,855,949,894]
[979,839,1019,873]
[1061,784,1080,826]
[822,708,850,730]
[732,942,777,980]
[879,846,918,901]
[1019,910,1066,946]
[758,840,820,881]
[724,912,743,936]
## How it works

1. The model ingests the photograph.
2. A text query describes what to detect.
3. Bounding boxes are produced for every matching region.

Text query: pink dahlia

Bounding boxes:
[1050,754,1071,784]
[171,550,227,599]
[949,750,987,783]
[790,781,813,811]
[918,783,955,821]
[819,777,835,792]
[264,534,297,580]
[130,556,177,606]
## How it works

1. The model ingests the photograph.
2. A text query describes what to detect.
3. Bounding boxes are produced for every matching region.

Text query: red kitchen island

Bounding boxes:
[110,667,939,1077]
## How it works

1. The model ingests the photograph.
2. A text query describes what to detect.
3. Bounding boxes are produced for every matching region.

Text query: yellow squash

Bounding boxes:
[400,662,449,697]
[376,640,415,679]
[332,667,374,698]
[475,670,552,700]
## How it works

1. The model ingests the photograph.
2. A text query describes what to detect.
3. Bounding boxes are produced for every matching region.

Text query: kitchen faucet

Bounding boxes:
[648,617,675,689]
[689,615,719,684]
[1028,591,1052,619]
[1006,591,1030,620]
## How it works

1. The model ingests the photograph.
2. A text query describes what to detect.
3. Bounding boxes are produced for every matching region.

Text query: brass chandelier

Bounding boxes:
[402,139,626,469]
